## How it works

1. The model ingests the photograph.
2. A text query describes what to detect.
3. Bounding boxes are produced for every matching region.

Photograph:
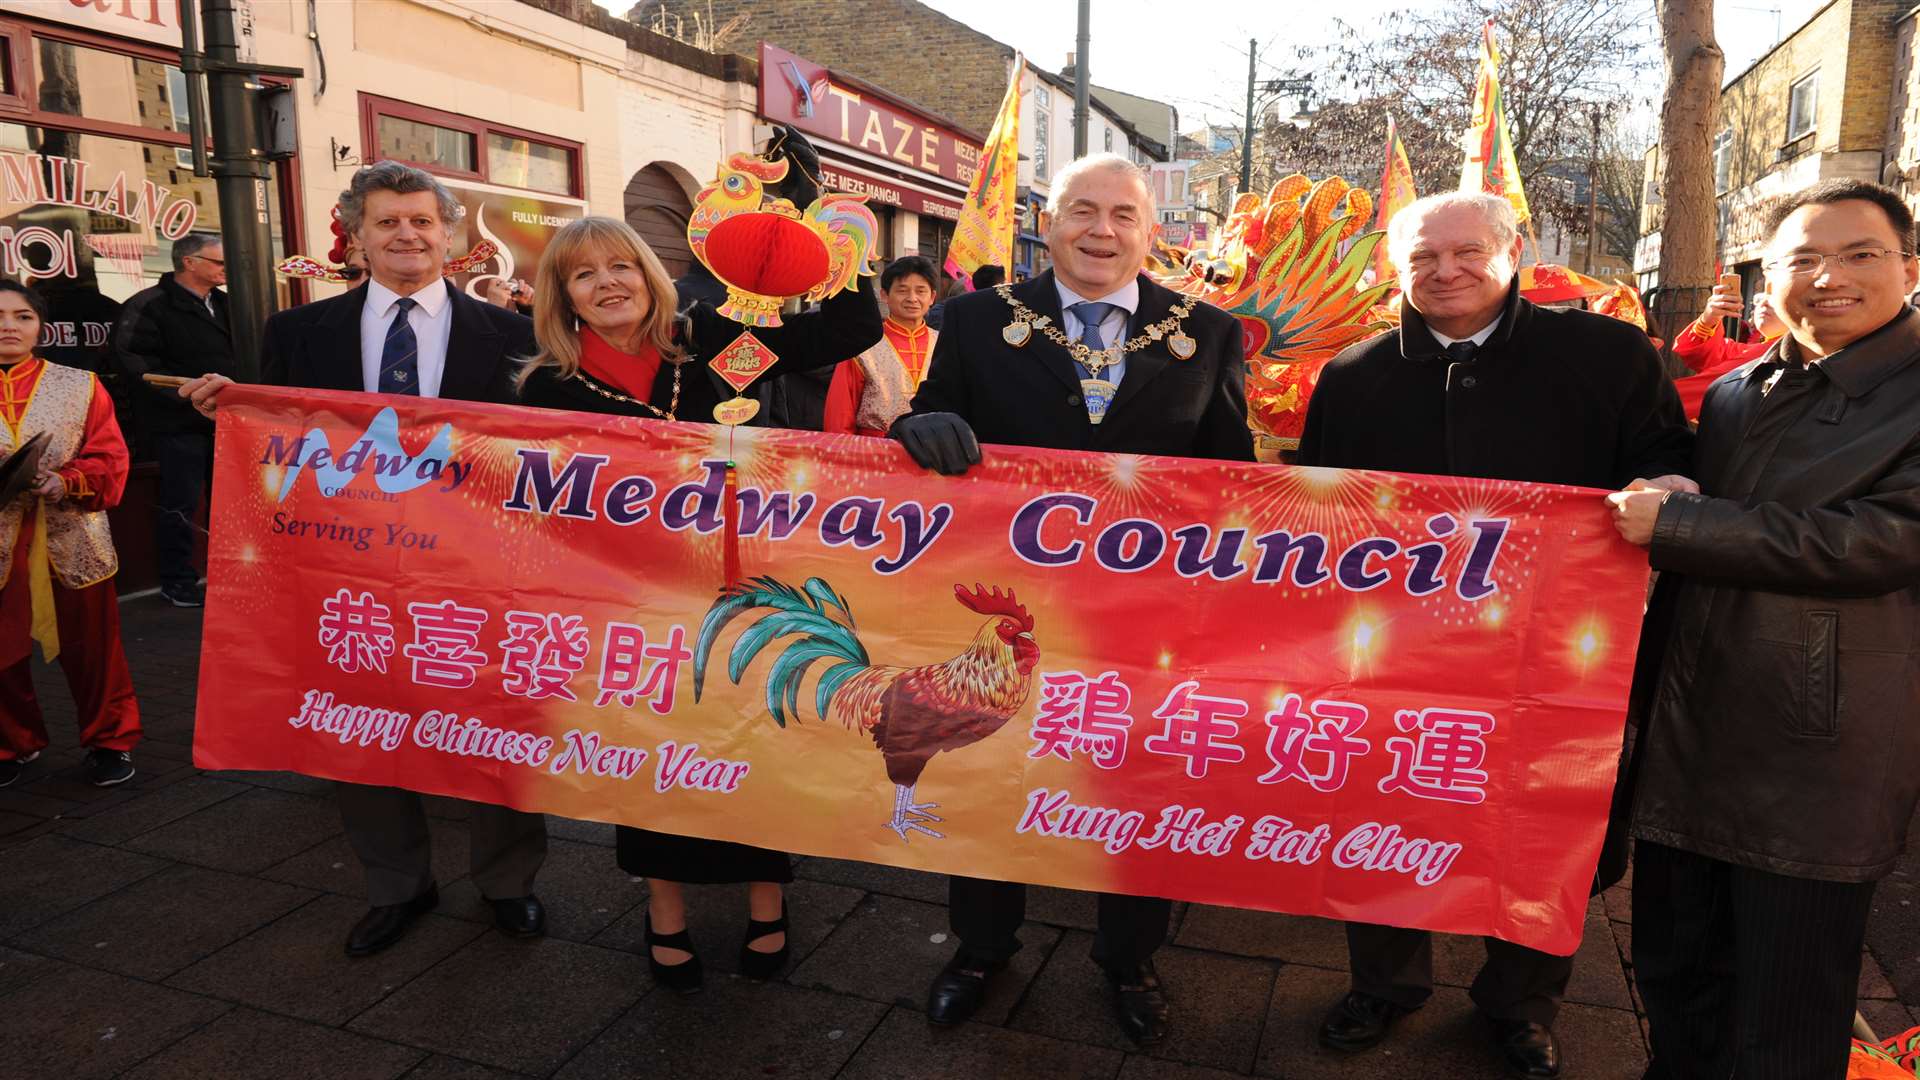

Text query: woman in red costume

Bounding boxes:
[1672,280,1785,420]
[0,281,139,790]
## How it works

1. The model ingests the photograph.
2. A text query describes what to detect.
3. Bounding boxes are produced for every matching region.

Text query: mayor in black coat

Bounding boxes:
[1295,191,1692,1078]
[897,153,1253,1048]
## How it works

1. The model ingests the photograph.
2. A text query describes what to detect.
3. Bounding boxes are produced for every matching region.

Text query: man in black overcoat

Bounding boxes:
[1296,191,1693,1078]
[894,152,1254,1046]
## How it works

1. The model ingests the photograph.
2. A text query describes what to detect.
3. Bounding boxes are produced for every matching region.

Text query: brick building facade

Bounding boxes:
[1638,0,1907,286]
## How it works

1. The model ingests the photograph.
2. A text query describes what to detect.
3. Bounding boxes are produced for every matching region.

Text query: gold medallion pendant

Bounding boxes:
[1168,332,1197,361]
[1002,320,1032,347]
[1080,378,1118,426]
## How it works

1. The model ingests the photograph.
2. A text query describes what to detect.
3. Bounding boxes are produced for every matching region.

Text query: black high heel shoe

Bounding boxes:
[646,914,704,994]
[738,902,789,980]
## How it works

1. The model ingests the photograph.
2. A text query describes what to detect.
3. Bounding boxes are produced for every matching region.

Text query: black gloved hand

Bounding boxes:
[765,123,823,207]
[892,412,981,476]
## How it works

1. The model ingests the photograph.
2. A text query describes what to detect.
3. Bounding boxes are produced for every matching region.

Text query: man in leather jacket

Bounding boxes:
[1608,178,1920,1079]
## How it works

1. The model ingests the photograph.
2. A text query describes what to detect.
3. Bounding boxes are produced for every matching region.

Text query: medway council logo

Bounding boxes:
[262,407,471,502]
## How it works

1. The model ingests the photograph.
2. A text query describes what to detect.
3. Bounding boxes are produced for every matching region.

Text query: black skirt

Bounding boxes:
[615,827,793,885]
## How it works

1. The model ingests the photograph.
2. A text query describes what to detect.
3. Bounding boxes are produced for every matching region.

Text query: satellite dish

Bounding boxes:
[1883,159,1908,188]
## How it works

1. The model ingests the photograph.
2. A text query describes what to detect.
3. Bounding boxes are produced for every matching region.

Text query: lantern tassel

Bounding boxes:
[721,427,742,587]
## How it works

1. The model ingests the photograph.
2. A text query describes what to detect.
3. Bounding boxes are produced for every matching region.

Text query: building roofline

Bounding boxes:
[1720,0,1843,90]
[514,0,757,82]
[1030,67,1168,160]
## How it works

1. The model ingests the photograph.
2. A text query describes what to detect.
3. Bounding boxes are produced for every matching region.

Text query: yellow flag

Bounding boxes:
[1372,115,1419,285]
[1459,20,1530,225]
[946,57,1022,283]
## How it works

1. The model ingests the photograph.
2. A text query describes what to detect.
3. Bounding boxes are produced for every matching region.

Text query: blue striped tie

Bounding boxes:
[378,297,419,395]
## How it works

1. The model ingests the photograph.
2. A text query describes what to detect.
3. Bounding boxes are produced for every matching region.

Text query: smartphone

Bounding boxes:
[1718,272,1741,294]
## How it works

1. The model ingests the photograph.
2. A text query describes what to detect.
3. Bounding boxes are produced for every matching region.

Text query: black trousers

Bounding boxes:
[1346,922,1573,1025]
[1633,841,1874,1080]
[151,431,211,591]
[949,876,1169,975]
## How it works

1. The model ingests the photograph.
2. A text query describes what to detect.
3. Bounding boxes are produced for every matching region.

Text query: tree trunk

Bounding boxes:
[1651,0,1724,370]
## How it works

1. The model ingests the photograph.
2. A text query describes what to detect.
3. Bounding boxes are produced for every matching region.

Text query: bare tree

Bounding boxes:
[1650,0,1723,353]
[1242,0,1655,238]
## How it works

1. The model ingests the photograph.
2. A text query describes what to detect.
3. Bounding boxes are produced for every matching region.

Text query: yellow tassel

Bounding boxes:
[26,508,56,662]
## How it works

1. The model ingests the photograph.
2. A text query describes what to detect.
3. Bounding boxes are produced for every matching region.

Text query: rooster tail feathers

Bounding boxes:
[803,576,855,626]
[815,660,866,718]
[765,639,856,727]
[692,575,870,726]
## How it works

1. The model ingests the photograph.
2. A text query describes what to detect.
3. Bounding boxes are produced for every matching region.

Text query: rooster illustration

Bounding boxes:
[686,153,879,327]
[695,577,1039,842]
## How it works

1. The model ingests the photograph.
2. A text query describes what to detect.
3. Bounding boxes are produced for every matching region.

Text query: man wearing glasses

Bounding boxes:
[110,234,234,608]
[1608,179,1920,1078]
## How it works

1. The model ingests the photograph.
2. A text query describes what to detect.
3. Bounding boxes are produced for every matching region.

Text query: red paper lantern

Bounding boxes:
[704,213,831,298]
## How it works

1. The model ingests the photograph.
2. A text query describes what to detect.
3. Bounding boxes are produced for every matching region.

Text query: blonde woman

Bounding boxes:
[514,215,879,993]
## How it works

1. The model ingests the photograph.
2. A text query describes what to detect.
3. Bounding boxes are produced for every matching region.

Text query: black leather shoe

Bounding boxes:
[490,895,545,938]
[1490,1018,1562,1078]
[345,884,439,957]
[926,952,1002,1026]
[646,914,704,995]
[738,901,788,980]
[1318,990,1417,1052]
[1106,961,1171,1046]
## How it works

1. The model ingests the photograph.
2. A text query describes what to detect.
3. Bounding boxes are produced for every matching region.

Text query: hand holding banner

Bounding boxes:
[194,386,1648,955]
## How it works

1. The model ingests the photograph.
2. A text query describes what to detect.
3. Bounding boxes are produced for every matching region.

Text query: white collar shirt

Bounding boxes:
[360,278,454,397]
[1429,313,1503,350]
[1056,278,1139,384]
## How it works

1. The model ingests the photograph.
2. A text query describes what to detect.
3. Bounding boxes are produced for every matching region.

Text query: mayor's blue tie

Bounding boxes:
[378,297,419,395]
[1068,300,1118,379]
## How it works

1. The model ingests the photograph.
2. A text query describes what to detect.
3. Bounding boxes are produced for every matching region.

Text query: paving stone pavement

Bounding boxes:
[1,601,1914,1079]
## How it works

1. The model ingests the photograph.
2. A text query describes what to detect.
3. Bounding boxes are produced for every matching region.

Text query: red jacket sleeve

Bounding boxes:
[822,359,864,435]
[58,377,131,511]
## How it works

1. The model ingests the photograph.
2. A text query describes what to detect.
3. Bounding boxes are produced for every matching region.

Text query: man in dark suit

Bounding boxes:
[895,153,1253,1045]
[1296,191,1693,1079]
[185,161,546,957]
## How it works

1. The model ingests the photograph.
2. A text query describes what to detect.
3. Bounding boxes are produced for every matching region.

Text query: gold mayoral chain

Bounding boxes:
[576,360,685,422]
[994,283,1201,373]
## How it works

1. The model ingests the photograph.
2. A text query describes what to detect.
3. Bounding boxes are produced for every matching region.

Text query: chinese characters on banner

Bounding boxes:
[194,386,1650,955]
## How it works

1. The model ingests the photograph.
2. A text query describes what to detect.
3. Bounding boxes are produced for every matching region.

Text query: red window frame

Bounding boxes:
[358,93,583,199]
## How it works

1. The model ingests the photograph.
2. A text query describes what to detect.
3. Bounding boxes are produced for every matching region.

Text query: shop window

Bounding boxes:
[30,39,186,137]
[377,114,476,175]
[362,95,580,197]
[0,122,285,458]
[486,133,570,196]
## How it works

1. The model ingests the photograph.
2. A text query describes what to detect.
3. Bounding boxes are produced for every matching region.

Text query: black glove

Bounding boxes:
[892,412,981,476]
[765,123,822,207]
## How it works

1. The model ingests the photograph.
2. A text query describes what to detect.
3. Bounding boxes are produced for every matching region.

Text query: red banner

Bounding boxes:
[193,387,1650,955]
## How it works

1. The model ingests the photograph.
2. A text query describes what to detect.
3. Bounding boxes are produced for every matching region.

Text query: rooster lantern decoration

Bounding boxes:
[688,152,880,328]
[695,577,1039,843]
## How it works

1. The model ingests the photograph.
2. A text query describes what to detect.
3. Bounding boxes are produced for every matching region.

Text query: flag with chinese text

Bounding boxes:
[945,56,1022,284]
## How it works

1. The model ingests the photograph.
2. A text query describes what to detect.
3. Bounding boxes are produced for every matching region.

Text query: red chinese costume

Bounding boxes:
[0,357,139,762]
[1671,319,1775,422]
